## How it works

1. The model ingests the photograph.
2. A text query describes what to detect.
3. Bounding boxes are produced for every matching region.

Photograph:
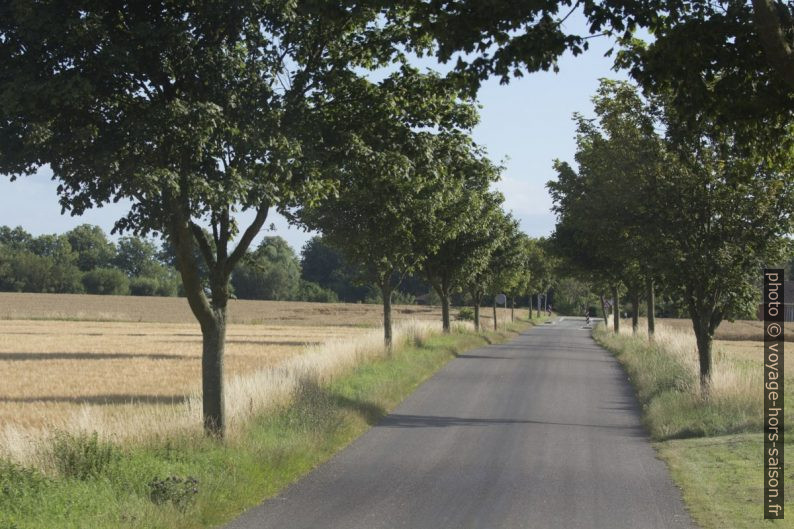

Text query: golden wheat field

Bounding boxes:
[0,291,454,325]
[0,293,510,463]
[0,319,370,430]
[656,316,794,341]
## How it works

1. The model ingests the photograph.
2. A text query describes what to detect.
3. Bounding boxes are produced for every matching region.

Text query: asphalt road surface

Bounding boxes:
[226,317,695,529]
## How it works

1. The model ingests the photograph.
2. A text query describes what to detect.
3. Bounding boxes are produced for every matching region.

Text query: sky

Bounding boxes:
[0,14,627,254]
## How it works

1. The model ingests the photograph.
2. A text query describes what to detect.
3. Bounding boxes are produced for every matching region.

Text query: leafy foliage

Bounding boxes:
[81,268,130,296]
[232,237,302,301]
[147,476,199,511]
[51,433,118,480]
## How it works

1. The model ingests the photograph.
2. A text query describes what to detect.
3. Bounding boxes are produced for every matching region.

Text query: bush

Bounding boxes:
[0,251,83,293]
[129,276,161,296]
[155,277,179,297]
[457,307,475,321]
[297,280,338,303]
[81,267,129,295]
[148,476,199,511]
[0,460,47,520]
[51,433,118,480]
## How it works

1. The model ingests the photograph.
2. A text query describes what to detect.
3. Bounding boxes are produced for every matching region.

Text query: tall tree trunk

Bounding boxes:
[428,275,451,333]
[535,294,540,319]
[441,294,451,333]
[612,286,620,333]
[167,200,269,438]
[691,305,722,398]
[493,297,498,331]
[169,216,228,438]
[474,303,480,332]
[381,282,393,350]
[201,313,226,435]
[600,294,609,325]
[646,277,655,338]
[511,296,515,322]
[693,319,713,398]
[631,291,640,334]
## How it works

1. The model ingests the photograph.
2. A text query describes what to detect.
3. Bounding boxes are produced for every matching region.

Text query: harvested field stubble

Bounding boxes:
[0,320,366,431]
[0,309,474,467]
[0,292,454,325]
[654,316,794,341]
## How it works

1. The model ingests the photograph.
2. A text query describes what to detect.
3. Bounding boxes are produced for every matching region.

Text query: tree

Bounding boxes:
[82,268,130,295]
[232,236,301,301]
[113,236,159,277]
[300,236,370,302]
[402,1,793,140]
[0,226,33,251]
[296,280,339,303]
[549,79,793,395]
[523,237,552,319]
[465,212,521,331]
[483,215,526,330]
[653,118,793,394]
[0,2,415,436]
[65,224,116,271]
[548,80,664,335]
[552,276,595,316]
[421,177,505,332]
[0,249,83,293]
[297,68,478,346]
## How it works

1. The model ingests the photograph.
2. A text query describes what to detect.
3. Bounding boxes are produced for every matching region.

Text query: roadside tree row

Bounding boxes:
[548,80,793,395]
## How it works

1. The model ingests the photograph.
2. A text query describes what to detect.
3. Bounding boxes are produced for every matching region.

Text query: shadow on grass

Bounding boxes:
[291,378,387,428]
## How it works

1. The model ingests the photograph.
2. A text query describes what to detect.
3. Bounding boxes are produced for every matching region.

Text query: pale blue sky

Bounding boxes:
[0,15,626,254]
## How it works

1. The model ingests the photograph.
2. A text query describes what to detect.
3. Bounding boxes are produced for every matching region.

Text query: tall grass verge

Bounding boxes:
[595,321,794,528]
[0,321,525,529]
[593,322,765,440]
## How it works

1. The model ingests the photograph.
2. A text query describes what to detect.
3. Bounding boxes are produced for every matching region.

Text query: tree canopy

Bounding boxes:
[0,1,434,436]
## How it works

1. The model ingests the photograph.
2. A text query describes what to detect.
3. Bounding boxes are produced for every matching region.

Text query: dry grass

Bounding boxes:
[1,318,458,467]
[0,292,484,466]
[613,319,783,403]
[654,316,794,341]
[597,317,791,439]
[0,292,519,465]
[0,320,367,431]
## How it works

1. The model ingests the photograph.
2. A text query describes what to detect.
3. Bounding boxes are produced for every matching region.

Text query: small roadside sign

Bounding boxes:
[495,293,507,305]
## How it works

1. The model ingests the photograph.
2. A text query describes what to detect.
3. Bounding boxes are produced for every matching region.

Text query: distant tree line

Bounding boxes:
[0,224,460,305]
[0,224,179,296]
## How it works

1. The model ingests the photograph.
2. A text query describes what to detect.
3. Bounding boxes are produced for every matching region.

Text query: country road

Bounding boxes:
[226,318,696,529]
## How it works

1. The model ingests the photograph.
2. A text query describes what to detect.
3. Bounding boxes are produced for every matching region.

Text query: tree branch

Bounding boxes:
[218,207,230,263]
[752,0,794,90]
[225,204,269,275]
[190,221,217,269]
[167,203,214,328]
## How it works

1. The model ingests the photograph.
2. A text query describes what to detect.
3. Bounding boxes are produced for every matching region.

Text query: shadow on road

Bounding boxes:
[377,413,646,436]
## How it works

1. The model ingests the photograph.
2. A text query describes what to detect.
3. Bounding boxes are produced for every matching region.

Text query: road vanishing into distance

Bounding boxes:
[226,318,695,529]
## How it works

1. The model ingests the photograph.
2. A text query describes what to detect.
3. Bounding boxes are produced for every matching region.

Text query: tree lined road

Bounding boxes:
[227,319,695,529]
